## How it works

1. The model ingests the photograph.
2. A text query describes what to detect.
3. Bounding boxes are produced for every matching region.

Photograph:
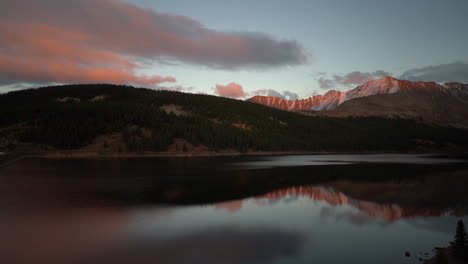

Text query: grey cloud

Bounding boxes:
[254,89,283,98]
[317,78,335,90]
[316,62,468,92]
[253,89,300,100]
[317,71,391,90]
[283,91,300,101]
[398,62,468,83]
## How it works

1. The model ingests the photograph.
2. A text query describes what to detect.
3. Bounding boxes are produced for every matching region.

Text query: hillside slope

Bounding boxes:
[318,90,468,128]
[1,84,468,155]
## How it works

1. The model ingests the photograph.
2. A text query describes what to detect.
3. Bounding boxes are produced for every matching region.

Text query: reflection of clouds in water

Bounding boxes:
[405,216,461,235]
[234,154,462,169]
[0,208,129,264]
[253,197,280,207]
[80,226,307,264]
[320,206,387,226]
[282,195,300,203]
[129,206,174,225]
[213,192,301,213]
[253,195,300,208]
[1,208,307,264]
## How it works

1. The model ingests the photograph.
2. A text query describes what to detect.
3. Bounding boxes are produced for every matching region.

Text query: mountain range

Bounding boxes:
[247,76,468,127]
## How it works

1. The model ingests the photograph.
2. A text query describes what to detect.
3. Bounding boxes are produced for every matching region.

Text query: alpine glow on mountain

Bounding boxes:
[247,76,468,111]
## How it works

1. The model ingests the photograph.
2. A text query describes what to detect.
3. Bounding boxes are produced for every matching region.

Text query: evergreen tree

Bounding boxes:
[453,219,468,259]
[2,84,468,153]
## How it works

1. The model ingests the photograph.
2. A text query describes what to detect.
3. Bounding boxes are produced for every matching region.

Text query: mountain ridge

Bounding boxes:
[247,76,468,111]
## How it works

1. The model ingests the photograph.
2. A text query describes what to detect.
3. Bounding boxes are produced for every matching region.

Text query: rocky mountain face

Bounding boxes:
[248,90,346,111]
[247,76,468,127]
[247,76,468,111]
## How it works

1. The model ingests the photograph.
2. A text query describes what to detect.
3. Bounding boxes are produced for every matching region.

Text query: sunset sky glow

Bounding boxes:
[1,0,467,98]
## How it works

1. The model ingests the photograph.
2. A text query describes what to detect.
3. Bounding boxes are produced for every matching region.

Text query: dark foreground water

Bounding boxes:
[0,154,467,264]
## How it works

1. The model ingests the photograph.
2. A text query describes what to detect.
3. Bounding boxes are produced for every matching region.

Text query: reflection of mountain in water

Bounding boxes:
[215,200,244,212]
[216,186,465,222]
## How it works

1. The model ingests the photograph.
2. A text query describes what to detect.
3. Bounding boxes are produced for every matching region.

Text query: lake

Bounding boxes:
[0,154,467,264]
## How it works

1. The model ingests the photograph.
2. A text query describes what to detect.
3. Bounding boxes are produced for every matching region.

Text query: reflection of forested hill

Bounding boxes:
[2,158,468,215]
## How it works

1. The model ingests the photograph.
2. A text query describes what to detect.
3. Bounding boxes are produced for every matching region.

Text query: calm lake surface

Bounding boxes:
[0,154,467,264]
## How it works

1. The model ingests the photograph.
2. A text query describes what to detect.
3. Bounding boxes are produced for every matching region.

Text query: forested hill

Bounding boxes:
[1,84,467,154]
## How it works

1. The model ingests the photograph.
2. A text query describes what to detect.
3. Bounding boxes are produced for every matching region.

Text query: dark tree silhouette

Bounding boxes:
[1,84,468,153]
[453,219,468,259]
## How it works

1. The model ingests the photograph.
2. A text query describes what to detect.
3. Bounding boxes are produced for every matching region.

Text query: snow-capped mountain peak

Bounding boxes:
[345,76,400,101]
[246,76,468,111]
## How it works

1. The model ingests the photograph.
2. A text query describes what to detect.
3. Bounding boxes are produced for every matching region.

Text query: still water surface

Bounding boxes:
[0,154,467,264]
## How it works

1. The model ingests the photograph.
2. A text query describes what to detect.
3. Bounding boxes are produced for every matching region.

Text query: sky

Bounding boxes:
[1,0,467,99]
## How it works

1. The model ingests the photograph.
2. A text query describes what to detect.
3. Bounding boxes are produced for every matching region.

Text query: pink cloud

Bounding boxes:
[0,21,175,86]
[215,83,248,98]
[0,0,306,86]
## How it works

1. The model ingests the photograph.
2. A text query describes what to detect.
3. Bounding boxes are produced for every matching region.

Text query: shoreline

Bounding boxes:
[1,150,467,168]
[421,246,468,264]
